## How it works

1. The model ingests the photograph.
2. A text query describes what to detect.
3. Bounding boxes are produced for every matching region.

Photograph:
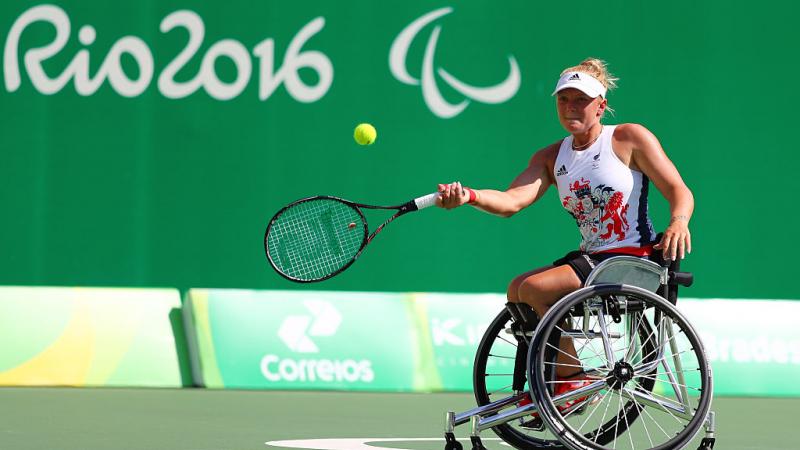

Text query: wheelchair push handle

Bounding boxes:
[658,255,694,288]
[658,257,694,287]
[670,271,694,287]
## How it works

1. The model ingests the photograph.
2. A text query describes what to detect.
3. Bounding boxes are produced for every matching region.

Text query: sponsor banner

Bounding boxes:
[0,286,190,387]
[408,292,506,391]
[680,299,800,397]
[185,289,800,397]
[184,289,421,390]
[415,295,800,396]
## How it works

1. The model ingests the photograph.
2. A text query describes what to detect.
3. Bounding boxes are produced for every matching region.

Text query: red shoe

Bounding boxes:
[517,377,593,412]
[516,377,596,429]
[553,377,596,412]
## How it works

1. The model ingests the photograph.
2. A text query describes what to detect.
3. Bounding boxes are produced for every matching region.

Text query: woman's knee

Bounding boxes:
[517,267,581,314]
[517,277,549,308]
[507,266,552,302]
[506,275,526,302]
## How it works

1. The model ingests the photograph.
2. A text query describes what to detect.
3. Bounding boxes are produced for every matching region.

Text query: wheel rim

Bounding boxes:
[531,285,713,450]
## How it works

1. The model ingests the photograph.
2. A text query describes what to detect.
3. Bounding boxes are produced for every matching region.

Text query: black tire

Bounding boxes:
[473,309,566,449]
[530,284,713,450]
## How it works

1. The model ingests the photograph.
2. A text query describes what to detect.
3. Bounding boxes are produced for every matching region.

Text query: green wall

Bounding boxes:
[1,1,796,299]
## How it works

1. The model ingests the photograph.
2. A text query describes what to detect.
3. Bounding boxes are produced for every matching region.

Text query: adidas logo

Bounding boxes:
[568,73,580,81]
[556,165,568,176]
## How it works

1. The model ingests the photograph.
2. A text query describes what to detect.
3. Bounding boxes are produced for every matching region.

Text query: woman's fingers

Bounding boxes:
[655,233,669,254]
[655,223,692,260]
[671,235,680,261]
[437,185,445,204]
[436,182,466,209]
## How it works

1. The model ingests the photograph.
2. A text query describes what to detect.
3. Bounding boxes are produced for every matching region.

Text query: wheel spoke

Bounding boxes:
[627,386,655,448]
[488,383,513,396]
[488,353,515,360]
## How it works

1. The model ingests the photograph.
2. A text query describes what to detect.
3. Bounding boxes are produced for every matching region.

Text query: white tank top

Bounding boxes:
[554,125,656,253]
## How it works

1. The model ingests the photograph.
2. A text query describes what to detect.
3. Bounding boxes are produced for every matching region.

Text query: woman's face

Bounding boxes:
[556,88,606,134]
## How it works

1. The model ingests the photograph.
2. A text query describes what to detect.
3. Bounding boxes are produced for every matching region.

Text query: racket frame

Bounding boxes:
[264,195,427,283]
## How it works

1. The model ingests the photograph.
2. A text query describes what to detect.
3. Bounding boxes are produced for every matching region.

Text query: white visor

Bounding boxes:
[551,71,607,98]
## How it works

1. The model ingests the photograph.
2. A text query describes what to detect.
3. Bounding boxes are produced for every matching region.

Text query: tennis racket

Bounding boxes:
[264,192,440,283]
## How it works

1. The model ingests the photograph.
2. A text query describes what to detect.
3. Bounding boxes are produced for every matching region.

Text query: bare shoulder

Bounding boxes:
[613,123,659,145]
[529,139,563,165]
[612,124,664,169]
[525,140,562,185]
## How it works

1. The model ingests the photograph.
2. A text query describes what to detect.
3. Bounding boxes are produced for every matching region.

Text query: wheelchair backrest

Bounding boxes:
[584,256,665,293]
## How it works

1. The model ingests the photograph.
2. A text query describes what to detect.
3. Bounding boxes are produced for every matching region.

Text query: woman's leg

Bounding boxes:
[506,266,554,327]
[514,265,582,313]
[514,265,583,378]
[507,266,554,302]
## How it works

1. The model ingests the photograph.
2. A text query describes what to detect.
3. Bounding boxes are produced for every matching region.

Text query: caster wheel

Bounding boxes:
[444,432,462,450]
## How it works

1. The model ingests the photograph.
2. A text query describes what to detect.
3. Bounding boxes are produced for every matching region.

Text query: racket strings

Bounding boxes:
[267,199,365,281]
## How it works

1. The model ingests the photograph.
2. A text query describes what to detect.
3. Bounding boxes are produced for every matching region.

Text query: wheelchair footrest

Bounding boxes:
[470,436,487,450]
[519,416,544,431]
[698,437,715,449]
[443,432,462,450]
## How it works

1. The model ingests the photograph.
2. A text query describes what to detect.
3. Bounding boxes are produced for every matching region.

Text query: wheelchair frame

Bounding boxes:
[443,256,717,450]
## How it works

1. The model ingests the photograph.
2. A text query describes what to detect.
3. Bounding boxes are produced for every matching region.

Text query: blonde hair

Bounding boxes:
[561,58,618,92]
[560,57,618,115]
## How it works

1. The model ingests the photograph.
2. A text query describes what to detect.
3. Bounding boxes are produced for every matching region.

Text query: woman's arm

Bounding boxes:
[618,123,694,260]
[438,143,558,217]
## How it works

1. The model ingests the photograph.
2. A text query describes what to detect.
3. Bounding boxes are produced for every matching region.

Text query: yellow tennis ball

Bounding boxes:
[354,123,377,146]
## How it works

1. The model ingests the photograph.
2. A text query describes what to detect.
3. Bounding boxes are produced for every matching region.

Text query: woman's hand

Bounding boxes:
[436,181,470,209]
[654,217,692,261]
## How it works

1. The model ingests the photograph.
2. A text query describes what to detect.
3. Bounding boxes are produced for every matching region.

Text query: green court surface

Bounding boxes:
[0,387,796,450]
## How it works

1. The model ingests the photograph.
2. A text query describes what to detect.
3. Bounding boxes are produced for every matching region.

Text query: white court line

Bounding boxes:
[266,437,509,450]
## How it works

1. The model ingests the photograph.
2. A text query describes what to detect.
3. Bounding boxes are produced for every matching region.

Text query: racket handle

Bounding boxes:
[413,192,440,210]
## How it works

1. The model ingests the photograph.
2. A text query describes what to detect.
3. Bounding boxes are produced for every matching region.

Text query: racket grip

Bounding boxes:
[413,192,441,210]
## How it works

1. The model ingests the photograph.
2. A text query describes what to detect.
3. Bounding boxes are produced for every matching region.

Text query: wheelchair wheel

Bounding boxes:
[473,308,566,449]
[529,284,713,450]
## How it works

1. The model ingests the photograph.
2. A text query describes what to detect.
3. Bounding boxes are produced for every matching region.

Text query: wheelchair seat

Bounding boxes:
[584,255,665,293]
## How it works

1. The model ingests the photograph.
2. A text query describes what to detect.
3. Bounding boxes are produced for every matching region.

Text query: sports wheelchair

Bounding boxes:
[443,256,716,450]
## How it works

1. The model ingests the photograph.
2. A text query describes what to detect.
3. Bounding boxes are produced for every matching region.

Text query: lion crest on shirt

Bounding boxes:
[562,177,630,250]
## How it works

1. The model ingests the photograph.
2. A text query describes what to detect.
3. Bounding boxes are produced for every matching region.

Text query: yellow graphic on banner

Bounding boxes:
[0,287,185,387]
[0,301,94,385]
[80,291,143,385]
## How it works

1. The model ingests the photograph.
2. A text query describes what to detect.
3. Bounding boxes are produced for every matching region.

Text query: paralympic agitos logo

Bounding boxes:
[389,7,520,118]
[4,5,519,117]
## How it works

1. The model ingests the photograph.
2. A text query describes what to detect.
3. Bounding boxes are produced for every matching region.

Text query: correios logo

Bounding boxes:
[389,7,520,118]
[277,300,341,353]
[261,300,374,384]
[4,4,332,101]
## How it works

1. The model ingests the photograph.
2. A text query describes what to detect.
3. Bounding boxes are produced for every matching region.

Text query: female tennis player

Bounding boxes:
[436,57,694,406]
